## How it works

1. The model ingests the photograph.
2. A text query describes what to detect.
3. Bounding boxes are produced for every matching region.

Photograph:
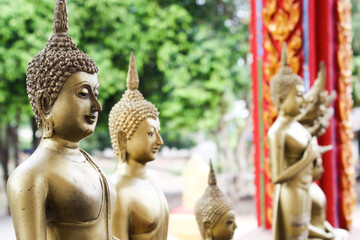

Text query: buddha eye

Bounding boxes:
[226,220,233,225]
[148,132,154,137]
[78,88,89,97]
[94,90,99,98]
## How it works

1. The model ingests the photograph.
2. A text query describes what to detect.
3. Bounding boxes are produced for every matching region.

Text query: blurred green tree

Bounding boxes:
[0,0,55,190]
[0,0,250,179]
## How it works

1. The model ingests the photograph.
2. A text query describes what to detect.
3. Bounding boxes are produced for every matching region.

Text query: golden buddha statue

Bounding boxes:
[308,157,349,240]
[195,162,237,240]
[268,43,333,240]
[6,1,117,239]
[108,52,169,240]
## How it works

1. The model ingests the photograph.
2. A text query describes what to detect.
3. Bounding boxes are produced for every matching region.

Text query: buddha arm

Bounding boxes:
[7,169,48,240]
[269,133,317,184]
[309,224,334,239]
[323,221,335,233]
[112,191,130,240]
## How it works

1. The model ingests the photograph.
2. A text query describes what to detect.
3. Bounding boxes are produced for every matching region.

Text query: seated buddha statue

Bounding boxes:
[268,43,331,240]
[308,157,349,240]
[108,52,169,240]
[195,161,237,240]
[6,1,117,239]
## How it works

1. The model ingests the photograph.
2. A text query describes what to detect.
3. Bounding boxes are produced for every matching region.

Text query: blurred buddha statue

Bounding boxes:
[6,0,118,239]
[308,157,349,240]
[109,52,169,240]
[268,43,333,240]
[195,161,237,240]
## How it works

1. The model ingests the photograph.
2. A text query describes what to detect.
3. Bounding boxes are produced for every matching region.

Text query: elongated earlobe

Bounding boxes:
[118,131,127,162]
[204,220,212,240]
[36,90,54,138]
[42,118,54,138]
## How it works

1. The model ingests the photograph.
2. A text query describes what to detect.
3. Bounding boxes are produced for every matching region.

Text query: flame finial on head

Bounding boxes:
[208,160,217,186]
[281,42,288,67]
[53,0,68,35]
[126,52,140,90]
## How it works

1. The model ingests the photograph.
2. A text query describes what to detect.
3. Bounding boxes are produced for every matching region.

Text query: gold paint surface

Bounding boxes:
[7,1,117,239]
[269,44,334,240]
[109,53,169,240]
[195,162,236,240]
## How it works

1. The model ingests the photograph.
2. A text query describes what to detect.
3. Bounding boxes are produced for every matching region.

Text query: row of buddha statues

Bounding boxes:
[5,0,350,239]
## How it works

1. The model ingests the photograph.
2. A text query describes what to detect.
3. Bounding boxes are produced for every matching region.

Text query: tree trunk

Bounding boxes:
[32,117,40,149]
[235,111,253,196]
[13,110,20,167]
[216,96,236,174]
[0,124,10,214]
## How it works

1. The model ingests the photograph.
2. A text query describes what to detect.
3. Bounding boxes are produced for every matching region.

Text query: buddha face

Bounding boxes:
[211,210,237,240]
[49,72,101,142]
[125,117,163,164]
[280,83,305,117]
[126,118,164,164]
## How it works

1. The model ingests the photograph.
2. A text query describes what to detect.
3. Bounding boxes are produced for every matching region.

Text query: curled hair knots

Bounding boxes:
[26,34,98,129]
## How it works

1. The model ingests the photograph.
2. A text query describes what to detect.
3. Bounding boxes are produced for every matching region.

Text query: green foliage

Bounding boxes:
[352,0,360,106]
[0,0,53,123]
[0,0,250,151]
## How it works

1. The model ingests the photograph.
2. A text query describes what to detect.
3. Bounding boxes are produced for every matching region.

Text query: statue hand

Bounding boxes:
[304,137,320,162]
[319,145,332,155]
[324,231,335,240]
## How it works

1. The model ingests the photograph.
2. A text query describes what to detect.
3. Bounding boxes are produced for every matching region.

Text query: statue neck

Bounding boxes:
[124,159,147,179]
[278,110,296,121]
[40,137,81,155]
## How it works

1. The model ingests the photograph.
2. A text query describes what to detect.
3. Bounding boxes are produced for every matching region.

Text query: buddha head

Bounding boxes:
[109,53,163,163]
[270,43,304,116]
[195,162,237,240]
[26,0,100,141]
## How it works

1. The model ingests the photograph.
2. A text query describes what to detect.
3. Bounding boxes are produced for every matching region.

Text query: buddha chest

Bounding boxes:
[284,121,311,163]
[46,154,103,224]
[128,179,166,234]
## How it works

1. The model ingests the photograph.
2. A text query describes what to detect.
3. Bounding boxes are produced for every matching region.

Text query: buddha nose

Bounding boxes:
[91,97,102,112]
[156,132,164,146]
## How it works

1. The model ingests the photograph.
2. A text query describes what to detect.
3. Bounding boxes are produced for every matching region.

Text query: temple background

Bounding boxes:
[250,0,355,230]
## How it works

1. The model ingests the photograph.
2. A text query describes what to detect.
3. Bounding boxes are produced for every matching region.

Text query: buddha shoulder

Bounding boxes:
[267,121,284,142]
[268,117,288,136]
[111,173,136,191]
[7,151,49,200]
[7,147,73,195]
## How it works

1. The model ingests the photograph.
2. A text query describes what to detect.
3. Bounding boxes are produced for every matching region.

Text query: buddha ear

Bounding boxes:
[118,130,127,162]
[36,90,52,118]
[36,90,53,138]
[203,220,212,240]
[278,96,285,106]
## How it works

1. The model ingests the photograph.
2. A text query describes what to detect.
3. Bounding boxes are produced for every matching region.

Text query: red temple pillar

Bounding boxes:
[250,0,355,230]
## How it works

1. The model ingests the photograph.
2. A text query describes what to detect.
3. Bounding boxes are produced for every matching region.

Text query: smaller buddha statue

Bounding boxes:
[308,157,349,240]
[268,43,333,240]
[195,161,237,240]
[109,52,169,240]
